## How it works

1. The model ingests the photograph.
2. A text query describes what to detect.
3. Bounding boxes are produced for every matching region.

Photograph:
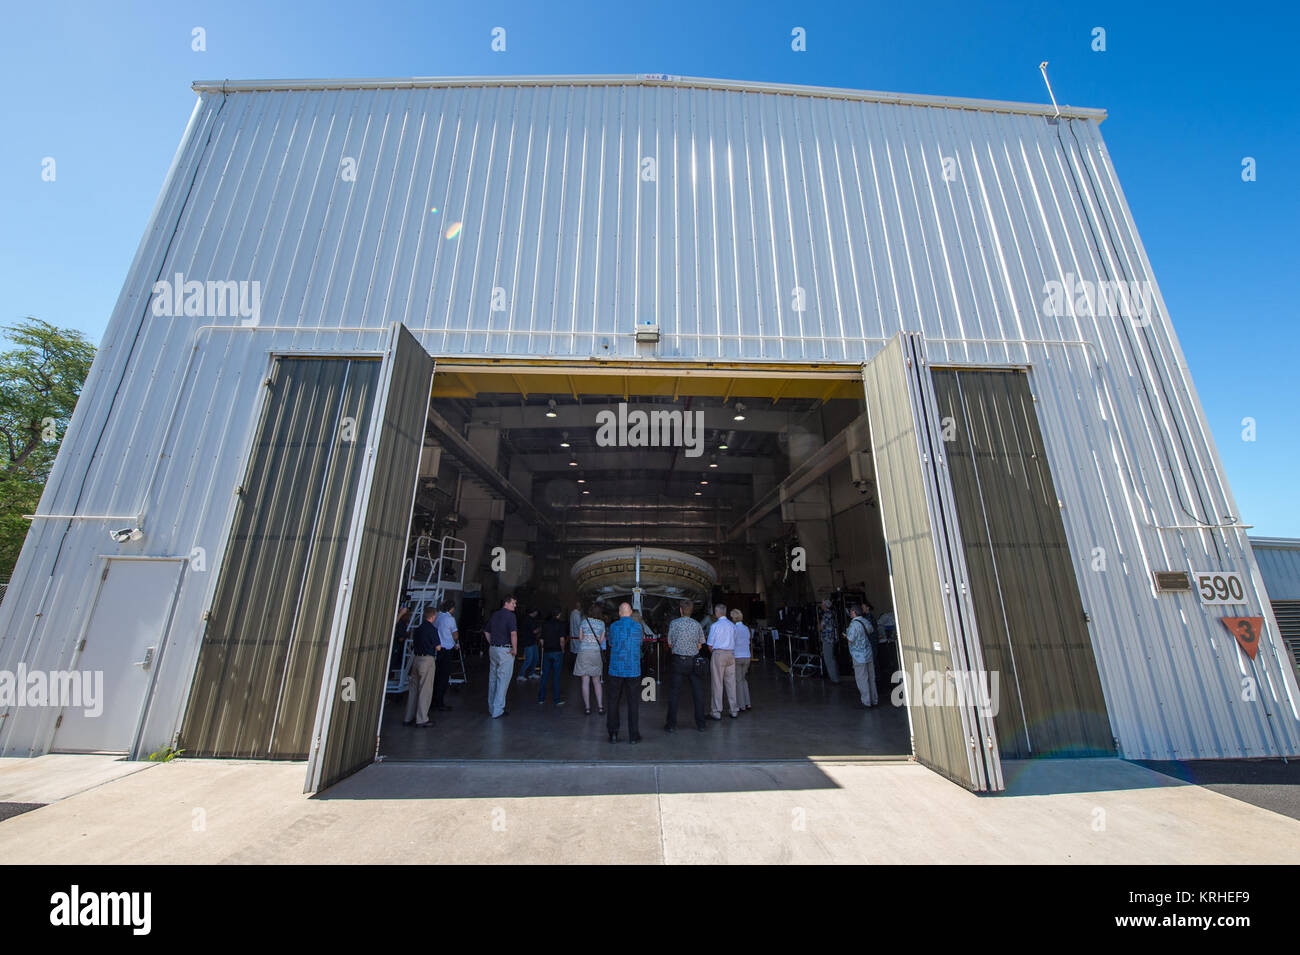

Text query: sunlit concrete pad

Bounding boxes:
[0,755,1297,864]
[0,754,156,804]
[656,758,1300,864]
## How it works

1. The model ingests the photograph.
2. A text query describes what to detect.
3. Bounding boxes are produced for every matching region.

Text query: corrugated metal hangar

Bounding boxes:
[2,74,1297,793]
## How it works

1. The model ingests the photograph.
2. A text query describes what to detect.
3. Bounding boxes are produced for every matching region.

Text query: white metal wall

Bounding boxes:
[2,75,1296,761]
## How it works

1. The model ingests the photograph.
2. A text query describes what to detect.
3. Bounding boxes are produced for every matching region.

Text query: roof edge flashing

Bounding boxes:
[190,73,1106,122]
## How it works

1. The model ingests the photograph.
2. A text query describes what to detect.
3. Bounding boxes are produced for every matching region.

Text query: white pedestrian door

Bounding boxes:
[52,557,186,754]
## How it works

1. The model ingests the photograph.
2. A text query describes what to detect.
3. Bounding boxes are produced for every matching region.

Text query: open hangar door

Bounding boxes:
[377,359,913,764]
[862,333,1003,792]
[178,324,434,794]
[370,336,1111,792]
[304,325,435,793]
[860,333,1118,791]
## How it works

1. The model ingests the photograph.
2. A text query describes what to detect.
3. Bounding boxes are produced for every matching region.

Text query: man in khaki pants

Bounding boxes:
[402,606,439,728]
[707,603,739,719]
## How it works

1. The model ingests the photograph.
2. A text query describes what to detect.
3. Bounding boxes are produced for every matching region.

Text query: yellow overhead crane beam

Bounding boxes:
[429,358,864,401]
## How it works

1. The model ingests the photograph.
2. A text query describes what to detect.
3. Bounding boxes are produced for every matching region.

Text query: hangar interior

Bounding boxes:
[378,361,912,761]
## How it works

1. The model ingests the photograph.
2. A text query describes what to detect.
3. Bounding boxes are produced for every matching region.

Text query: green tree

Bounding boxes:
[0,318,96,579]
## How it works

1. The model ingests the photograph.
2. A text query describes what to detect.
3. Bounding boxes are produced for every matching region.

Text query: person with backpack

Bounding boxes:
[846,601,878,708]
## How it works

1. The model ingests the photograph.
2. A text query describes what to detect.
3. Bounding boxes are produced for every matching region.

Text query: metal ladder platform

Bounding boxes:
[387,535,468,693]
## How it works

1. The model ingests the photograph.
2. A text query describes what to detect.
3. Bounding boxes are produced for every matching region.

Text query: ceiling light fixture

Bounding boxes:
[559,431,570,448]
[546,399,558,418]
[732,402,746,422]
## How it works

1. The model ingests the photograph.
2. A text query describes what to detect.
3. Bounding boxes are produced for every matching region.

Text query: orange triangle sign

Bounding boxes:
[1220,616,1264,659]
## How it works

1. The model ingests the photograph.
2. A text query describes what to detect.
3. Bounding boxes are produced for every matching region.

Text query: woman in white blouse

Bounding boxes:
[730,608,753,712]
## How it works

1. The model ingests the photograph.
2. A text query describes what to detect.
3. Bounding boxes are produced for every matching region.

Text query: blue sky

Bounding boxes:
[1,0,1296,533]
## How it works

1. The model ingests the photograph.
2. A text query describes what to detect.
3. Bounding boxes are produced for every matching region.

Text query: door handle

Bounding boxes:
[135,647,155,670]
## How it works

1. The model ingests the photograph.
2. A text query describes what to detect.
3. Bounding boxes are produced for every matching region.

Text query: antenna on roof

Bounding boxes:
[1038,61,1061,118]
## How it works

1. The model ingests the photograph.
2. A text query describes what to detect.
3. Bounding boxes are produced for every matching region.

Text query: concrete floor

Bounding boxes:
[0,753,156,821]
[1,754,1298,863]
[1135,758,1300,822]
[380,651,910,761]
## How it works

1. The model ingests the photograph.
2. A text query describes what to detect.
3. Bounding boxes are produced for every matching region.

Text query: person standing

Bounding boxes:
[517,607,541,681]
[537,608,567,705]
[483,596,518,718]
[731,608,753,713]
[664,600,707,732]
[707,603,739,720]
[390,605,412,677]
[432,598,459,712]
[573,604,606,715]
[847,602,878,708]
[605,602,642,743]
[819,598,842,684]
[568,600,585,674]
[402,606,439,728]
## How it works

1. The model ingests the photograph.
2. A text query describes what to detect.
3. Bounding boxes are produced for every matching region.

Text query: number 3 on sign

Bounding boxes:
[1192,571,1247,605]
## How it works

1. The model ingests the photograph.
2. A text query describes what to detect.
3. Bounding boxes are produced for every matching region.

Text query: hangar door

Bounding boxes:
[304,324,434,793]
[180,355,382,759]
[862,334,1003,791]
[931,369,1114,758]
[180,323,433,794]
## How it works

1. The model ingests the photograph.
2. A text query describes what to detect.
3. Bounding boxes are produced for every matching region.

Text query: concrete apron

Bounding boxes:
[0,755,1298,863]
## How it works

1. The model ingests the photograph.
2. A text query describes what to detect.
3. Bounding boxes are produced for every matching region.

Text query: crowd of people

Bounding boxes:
[395,592,883,740]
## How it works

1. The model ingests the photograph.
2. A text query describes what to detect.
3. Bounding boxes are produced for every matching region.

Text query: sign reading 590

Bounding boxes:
[1192,570,1247,605]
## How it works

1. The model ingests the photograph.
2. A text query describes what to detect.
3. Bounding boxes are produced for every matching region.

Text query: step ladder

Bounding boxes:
[386,535,468,693]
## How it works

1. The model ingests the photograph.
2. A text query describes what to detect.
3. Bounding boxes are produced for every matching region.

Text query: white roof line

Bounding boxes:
[190,73,1106,121]
[1250,536,1300,548]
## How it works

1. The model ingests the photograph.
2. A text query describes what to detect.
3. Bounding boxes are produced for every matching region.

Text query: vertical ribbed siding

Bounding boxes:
[180,358,379,759]
[1253,542,1300,677]
[308,326,434,791]
[863,336,990,790]
[0,78,1295,764]
[1253,543,1300,601]
[933,369,1114,758]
